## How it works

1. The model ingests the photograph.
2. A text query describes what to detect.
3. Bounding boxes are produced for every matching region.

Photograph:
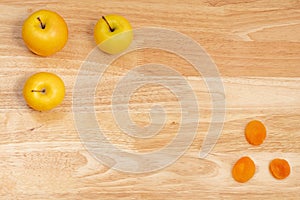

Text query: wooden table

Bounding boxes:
[1,0,299,199]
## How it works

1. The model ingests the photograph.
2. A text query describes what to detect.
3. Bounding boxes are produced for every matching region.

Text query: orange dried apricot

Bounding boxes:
[245,120,266,145]
[269,158,290,180]
[232,156,256,183]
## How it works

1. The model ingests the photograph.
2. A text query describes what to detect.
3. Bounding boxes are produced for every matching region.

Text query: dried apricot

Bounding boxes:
[245,120,266,145]
[269,158,290,180]
[232,156,256,183]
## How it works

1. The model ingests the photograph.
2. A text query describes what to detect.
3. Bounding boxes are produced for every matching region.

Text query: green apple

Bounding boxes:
[94,14,133,54]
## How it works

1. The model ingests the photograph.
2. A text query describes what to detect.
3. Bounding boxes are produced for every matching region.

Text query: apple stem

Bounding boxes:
[31,89,46,93]
[102,16,115,32]
[37,17,46,29]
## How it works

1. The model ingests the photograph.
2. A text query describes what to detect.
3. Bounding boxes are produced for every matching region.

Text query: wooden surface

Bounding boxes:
[1,0,300,199]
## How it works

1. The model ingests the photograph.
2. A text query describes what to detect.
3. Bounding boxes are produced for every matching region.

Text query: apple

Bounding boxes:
[94,14,133,54]
[22,10,68,56]
[23,72,65,111]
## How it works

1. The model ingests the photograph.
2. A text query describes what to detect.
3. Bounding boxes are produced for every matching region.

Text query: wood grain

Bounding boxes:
[0,0,300,199]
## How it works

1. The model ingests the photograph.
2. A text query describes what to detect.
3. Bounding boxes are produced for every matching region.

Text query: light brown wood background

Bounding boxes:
[1,0,300,199]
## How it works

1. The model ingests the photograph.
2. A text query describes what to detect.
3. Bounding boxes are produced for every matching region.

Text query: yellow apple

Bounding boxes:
[23,72,65,111]
[94,14,133,54]
[22,10,68,56]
